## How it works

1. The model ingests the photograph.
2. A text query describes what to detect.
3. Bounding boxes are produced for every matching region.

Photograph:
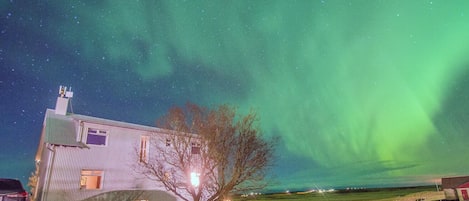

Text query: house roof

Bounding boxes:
[68,111,168,133]
[442,176,469,189]
[45,110,85,147]
[43,109,170,147]
[458,182,469,188]
[44,110,82,147]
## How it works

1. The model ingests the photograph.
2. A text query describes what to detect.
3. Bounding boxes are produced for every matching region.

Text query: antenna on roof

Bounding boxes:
[59,85,74,98]
[55,85,74,115]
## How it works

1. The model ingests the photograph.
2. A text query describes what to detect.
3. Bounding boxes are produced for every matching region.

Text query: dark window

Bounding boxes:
[191,142,200,154]
[165,139,171,147]
[86,128,107,146]
[191,146,200,154]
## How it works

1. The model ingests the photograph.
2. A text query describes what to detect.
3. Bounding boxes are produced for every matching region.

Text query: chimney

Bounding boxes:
[55,85,73,115]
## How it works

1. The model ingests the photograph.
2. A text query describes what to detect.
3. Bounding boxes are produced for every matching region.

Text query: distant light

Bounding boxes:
[191,172,200,187]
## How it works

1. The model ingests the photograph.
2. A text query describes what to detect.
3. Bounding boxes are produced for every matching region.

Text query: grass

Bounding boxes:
[233,186,445,201]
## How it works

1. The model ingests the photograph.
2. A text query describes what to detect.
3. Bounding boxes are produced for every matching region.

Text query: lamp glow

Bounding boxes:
[190,172,200,187]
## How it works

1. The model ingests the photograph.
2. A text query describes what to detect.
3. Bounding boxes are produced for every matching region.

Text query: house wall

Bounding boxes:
[445,188,459,201]
[457,188,469,201]
[35,143,53,201]
[443,176,469,201]
[41,122,176,201]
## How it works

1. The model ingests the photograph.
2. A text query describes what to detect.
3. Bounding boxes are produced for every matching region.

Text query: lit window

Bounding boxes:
[139,136,149,163]
[164,172,171,181]
[86,128,107,146]
[80,170,103,190]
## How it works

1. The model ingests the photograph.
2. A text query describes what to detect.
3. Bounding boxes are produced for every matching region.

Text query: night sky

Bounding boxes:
[2,0,469,191]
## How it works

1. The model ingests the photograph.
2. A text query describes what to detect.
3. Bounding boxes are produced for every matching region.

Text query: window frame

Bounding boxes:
[191,142,201,155]
[165,138,171,147]
[85,128,108,146]
[80,169,104,190]
[139,136,149,163]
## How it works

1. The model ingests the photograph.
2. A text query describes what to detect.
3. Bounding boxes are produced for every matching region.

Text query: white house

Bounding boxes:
[457,182,469,201]
[442,176,469,201]
[32,87,182,201]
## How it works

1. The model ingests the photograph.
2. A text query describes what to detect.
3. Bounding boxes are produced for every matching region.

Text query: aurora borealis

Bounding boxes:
[2,0,469,190]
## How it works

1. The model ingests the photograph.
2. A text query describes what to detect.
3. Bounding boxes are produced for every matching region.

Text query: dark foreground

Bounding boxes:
[234,186,446,201]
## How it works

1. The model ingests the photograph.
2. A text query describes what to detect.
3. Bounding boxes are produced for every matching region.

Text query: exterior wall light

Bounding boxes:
[190,172,200,187]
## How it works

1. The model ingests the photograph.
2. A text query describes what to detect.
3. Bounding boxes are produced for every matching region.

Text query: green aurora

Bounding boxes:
[3,0,469,189]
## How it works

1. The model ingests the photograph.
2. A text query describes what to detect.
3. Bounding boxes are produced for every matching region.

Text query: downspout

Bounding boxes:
[42,144,56,201]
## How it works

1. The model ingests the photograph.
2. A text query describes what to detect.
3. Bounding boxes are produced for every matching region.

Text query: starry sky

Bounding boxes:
[2,0,469,191]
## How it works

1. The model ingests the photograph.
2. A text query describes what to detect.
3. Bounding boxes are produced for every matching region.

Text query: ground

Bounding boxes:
[234,186,446,201]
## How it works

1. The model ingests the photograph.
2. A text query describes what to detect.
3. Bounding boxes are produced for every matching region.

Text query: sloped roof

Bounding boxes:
[442,176,469,189]
[43,109,170,147]
[68,111,168,134]
[458,182,469,188]
[44,110,86,148]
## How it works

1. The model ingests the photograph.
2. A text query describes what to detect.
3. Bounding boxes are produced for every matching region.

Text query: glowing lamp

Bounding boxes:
[190,172,200,187]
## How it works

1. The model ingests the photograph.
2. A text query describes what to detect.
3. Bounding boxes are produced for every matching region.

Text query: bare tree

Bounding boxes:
[135,103,276,201]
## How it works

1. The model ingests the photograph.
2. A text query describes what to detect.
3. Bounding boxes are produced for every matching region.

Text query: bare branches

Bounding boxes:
[135,103,276,201]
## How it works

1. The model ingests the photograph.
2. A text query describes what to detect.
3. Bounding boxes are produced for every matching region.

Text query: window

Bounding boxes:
[163,172,171,181]
[139,136,149,163]
[80,170,103,190]
[165,138,171,147]
[191,142,200,155]
[86,128,108,146]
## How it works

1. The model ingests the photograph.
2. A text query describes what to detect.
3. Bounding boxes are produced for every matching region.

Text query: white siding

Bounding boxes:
[36,144,52,201]
[457,187,469,201]
[41,122,169,201]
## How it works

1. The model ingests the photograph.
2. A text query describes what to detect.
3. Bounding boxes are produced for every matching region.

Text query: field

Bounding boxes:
[233,186,446,201]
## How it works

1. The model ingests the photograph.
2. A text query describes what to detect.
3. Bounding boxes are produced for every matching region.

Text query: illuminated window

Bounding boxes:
[163,172,171,181]
[139,136,149,163]
[80,170,103,190]
[86,128,108,146]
